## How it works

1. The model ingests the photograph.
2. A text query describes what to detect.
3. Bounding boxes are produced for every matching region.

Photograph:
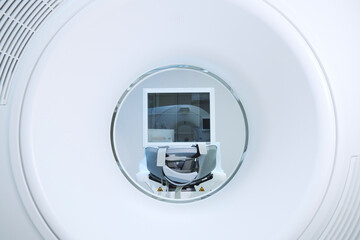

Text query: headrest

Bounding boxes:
[145,144,217,186]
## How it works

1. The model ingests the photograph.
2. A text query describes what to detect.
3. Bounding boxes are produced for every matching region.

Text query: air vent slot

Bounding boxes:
[0,0,64,105]
[321,156,360,240]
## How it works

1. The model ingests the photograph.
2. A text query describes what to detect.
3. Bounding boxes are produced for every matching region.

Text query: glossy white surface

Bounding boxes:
[264,0,360,238]
[17,0,335,239]
[2,0,359,239]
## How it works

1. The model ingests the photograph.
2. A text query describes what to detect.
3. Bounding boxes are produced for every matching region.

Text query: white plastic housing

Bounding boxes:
[0,0,359,239]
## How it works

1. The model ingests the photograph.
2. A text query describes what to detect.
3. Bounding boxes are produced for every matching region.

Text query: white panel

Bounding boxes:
[320,156,360,240]
[0,0,64,105]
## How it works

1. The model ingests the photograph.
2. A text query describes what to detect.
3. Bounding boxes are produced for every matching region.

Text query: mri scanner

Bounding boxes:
[0,0,360,239]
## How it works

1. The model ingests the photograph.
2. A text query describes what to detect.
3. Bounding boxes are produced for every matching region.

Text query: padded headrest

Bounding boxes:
[145,145,217,185]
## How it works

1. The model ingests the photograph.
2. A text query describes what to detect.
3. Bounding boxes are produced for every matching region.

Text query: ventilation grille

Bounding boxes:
[0,0,64,105]
[321,156,360,240]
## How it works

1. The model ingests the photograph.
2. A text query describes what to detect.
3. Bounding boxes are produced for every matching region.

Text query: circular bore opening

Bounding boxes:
[111,65,248,202]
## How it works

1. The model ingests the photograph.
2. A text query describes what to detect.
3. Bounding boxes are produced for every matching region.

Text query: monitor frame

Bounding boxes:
[143,88,215,147]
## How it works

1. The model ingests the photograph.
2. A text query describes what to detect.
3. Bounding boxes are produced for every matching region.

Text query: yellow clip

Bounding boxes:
[199,187,205,192]
[157,187,163,192]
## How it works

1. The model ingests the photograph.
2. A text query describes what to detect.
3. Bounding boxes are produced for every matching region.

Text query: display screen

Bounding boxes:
[147,92,211,143]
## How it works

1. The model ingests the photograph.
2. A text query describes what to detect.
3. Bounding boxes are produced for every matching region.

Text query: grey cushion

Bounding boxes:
[145,145,217,185]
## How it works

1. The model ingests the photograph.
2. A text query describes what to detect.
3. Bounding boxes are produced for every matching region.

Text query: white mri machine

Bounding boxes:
[0,0,360,239]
